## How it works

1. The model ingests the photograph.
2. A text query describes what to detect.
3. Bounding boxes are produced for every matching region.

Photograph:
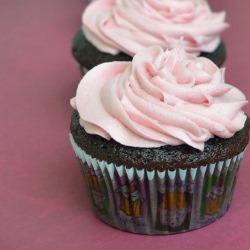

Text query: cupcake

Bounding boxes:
[69,44,249,234]
[72,0,229,74]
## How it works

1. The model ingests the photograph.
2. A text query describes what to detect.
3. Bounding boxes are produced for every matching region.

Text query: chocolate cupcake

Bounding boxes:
[69,45,249,234]
[72,0,229,73]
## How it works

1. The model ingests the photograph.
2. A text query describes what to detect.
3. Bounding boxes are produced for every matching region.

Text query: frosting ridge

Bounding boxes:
[83,0,229,56]
[71,45,247,150]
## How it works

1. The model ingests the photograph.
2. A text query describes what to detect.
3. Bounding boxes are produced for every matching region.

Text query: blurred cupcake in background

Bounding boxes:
[73,0,229,73]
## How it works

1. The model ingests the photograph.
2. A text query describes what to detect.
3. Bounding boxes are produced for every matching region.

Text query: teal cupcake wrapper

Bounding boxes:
[70,133,245,234]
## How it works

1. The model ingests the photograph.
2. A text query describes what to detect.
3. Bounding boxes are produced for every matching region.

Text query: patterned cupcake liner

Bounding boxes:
[70,134,245,235]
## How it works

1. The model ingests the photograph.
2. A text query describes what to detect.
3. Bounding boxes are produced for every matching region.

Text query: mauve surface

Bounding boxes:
[1,1,250,249]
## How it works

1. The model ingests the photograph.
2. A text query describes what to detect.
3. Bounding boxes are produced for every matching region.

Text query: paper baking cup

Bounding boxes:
[81,66,88,75]
[75,62,88,76]
[70,134,245,235]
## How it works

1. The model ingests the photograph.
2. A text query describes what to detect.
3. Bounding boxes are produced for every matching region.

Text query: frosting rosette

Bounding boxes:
[83,0,229,56]
[71,45,247,150]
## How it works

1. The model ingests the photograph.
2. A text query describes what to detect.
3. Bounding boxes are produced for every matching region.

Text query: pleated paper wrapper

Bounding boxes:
[70,134,245,235]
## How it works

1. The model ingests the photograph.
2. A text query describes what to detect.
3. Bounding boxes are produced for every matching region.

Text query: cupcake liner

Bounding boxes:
[75,62,88,76]
[70,133,245,235]
[80,66,88,76]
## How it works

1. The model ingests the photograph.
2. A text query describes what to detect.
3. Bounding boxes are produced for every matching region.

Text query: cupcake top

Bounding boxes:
[83,0,229,56]
[71,44,247,151]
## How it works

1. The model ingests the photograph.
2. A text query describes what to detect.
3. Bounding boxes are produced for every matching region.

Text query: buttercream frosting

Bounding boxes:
[83,0,229,56]
[71,45,247,151]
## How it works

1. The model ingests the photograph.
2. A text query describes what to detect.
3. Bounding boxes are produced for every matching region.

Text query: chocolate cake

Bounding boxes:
[71,111,249,171]
[72,30,227,72]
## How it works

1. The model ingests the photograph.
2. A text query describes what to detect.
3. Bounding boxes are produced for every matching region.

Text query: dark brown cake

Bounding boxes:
[72,30,227,72]
[70,111,249,171]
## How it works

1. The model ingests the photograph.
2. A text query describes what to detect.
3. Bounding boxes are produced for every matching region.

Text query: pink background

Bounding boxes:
[1,1,250,249]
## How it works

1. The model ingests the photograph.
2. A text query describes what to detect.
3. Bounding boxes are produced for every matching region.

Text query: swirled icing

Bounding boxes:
[83,0,229,56]
[71,45,247,150]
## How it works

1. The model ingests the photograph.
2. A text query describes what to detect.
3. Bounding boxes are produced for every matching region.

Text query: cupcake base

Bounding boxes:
[70,133,245,235]
[72,29,226,73]
[72,30,131,72]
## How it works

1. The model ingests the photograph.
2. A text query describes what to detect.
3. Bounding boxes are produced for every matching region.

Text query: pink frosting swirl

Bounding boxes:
[71,45,247,150]
[83,0,229,56]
